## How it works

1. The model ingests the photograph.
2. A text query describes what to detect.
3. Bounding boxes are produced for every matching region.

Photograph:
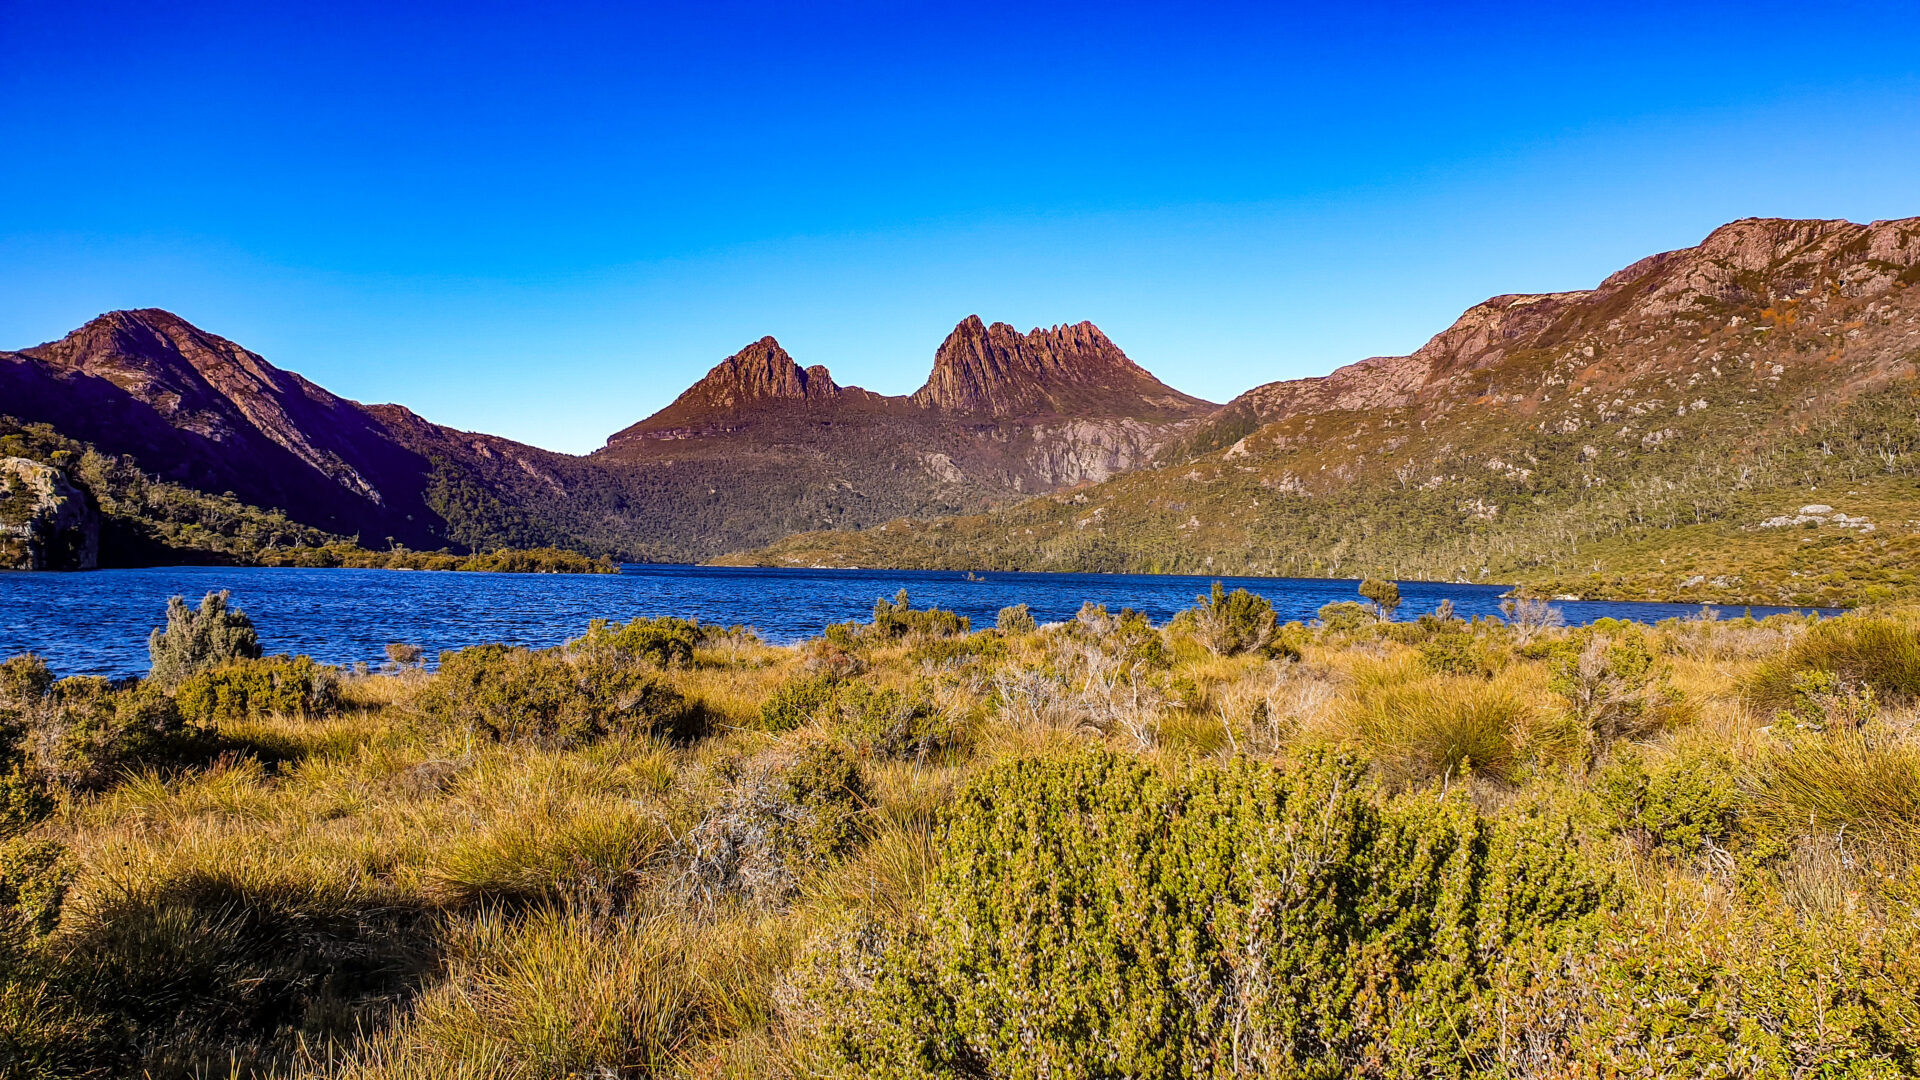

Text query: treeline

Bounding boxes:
[254,542,618,573]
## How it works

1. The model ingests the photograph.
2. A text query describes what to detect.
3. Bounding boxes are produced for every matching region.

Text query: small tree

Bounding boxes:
[148,591,261,687]
[1192,582,1277,657]
[1358,578,1401,621]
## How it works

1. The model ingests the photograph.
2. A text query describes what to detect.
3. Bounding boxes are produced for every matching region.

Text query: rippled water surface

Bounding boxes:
[1,564,1826,678]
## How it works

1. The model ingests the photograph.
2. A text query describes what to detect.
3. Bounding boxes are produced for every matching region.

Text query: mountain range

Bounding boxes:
[737,216,1920,608]
[0,308,1211,565]
[7,215,1920,606]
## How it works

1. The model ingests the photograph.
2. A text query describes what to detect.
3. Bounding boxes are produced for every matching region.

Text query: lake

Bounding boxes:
[1,563,1826,678]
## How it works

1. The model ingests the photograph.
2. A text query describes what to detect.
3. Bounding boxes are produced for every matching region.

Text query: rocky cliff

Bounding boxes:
[1,457,99,570]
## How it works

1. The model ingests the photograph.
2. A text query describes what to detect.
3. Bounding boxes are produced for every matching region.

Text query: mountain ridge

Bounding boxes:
[731,216,1920,608]
[2,309,1213,563]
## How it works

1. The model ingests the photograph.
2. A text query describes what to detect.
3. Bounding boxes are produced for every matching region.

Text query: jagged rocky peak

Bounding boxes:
[682,336,842,409]
[602,335,849,447]
[911,315,1211,418]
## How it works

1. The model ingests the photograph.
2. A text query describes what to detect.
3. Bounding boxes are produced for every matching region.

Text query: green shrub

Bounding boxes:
[22,678,208,791]
[1772,669,1878,732]
[1418,630,1496,677]
[0,656,53,712]
[415,645,698,747]
[809,751,1609,1078]
[833,683,966,761]
[1495,900,1920,1075]
[995,604,1037,634]
[760,673,842,732]
[1748,617,1920,714]
[571,616,704,668]
[146,591,261,687]
[870,590,969,641]
[1189,582,1276,656]
[1316,600,1376,635]
[1594,748,1741,856]
[173,655,340,727]
[0,838,73,936]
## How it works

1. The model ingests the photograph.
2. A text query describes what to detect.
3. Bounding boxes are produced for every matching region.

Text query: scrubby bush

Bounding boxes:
[1772,669,1878,732]
[0,838,73,936]
[760,673,842,732]
[995,603,1037,634]
[870,590,968,641]
[806,751,1609,1077]
[572,615,706,668]
[1595,748,1741,857]
[1315,599,1375,635]
[1747,616,1920,715]
[383,642,424,669]
[1547,628,1686,751]
[833,682,966,761]
[1501,596,1566,643]
[415,644,697,747]
[1189,581,1276,656]
[1492,899,1920,1075]
[682,741,871,906]
[906,632,1007,669]
[146,591,261,687]
[1070,603,1169,668]
[174,655,340,727]
[20,677,209,791]
[1417,629,1498,677]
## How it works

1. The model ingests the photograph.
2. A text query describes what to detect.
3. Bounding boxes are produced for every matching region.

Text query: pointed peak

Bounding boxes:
[912,316,1210,418]
[603,336,845,447]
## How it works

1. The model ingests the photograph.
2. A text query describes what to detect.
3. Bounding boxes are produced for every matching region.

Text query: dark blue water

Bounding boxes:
[0,564,1825,678]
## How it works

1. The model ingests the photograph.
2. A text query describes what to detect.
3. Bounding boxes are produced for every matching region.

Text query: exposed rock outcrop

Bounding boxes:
[912,316,1210,419]
[1,458,99,570]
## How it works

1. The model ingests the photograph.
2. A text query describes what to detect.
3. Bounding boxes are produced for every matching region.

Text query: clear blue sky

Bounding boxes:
[4,1,1918,454]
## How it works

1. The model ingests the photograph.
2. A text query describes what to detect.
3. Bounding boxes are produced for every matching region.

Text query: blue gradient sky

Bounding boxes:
[4,1,1918,453]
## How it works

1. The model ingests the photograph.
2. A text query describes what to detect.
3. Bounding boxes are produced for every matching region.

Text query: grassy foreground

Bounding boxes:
[3,587,1920,1077]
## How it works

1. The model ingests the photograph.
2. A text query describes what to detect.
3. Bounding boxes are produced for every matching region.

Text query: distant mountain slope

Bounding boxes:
[732,217,1920,608]
[0,310,451,546]
[1,310,1212,563]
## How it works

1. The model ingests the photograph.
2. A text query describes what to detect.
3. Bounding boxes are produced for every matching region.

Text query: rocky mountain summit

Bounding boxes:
[911,316,1211,418]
